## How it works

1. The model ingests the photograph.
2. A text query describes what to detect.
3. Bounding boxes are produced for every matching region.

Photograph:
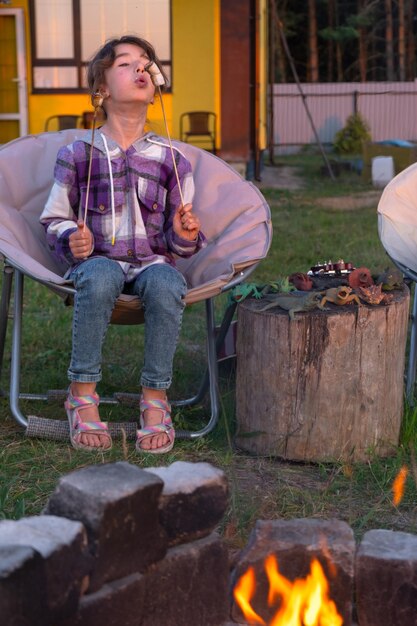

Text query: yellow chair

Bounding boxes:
[180,111,217,153]
[44,115,81,131]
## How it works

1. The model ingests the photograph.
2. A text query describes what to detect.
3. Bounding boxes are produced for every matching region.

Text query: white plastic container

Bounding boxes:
[372,156,395,188]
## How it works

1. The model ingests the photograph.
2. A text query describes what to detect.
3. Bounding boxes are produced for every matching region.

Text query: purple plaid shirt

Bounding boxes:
[40,131,206,275]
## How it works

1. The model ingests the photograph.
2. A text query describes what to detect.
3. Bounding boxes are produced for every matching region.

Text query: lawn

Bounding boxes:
[1,152,416,550]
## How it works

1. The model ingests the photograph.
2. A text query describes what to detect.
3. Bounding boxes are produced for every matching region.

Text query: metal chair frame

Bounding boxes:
[388,258,417,403]
[0,260,260,439]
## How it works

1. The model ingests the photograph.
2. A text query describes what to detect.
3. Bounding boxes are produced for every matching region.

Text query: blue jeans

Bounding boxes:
[68,258,187,390]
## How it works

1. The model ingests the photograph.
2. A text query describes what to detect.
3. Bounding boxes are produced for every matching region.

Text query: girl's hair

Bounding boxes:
[87,35,168,105]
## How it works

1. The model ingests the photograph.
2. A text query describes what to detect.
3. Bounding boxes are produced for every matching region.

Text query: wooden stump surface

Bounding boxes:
[235,288,410,462]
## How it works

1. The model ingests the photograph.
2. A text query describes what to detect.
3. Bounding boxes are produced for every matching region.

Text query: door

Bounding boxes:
[0,8,28,144]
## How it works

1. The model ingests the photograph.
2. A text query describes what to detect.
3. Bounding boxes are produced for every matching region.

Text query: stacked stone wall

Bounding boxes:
[0,461,230,626]
[1,461,417,626]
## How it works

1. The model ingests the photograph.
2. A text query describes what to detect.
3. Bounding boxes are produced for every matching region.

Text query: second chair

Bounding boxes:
[180,111,217,153]
[44,115,81,131]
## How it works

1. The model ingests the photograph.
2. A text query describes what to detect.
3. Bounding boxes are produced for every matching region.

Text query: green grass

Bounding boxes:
[1,153,417,548]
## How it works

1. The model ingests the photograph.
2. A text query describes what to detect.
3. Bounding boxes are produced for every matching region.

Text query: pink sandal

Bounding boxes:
[136,397,175,454]
[65,390,112,452]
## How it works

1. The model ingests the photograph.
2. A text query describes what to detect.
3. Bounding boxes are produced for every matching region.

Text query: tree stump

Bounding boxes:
[235,288,410,462]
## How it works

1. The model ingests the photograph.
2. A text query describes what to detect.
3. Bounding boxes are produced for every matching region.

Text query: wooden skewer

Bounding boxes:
[145,61,185,209]
[157,84,185,209]
[83,93,104,230]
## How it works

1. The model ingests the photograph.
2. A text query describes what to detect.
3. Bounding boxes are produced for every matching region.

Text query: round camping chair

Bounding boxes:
[378,161,417,401]
[0,129,272,440]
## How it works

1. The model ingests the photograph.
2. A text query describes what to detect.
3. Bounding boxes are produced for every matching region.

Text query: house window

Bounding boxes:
[30,0,171,92]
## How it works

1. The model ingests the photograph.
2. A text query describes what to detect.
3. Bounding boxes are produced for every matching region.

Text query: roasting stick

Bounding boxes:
[145,61,185,209]
[83,92,104,230]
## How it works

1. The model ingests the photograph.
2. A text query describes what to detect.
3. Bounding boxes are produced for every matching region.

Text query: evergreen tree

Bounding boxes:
[273,0,417,83]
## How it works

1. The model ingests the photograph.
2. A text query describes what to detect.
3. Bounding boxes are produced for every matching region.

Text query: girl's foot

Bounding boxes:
[136,390,175,454]
[65,383,112,451]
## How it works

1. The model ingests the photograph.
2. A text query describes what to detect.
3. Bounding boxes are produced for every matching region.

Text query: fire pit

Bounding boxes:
[230,518,354,626]
[1,461,417,626]
[233,554,343,625]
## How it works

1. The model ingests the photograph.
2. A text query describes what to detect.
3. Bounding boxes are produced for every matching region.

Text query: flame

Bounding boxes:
[392,465,409,506]
[233,555,343,626]
[319,536,337,579]
[234,566,267,625]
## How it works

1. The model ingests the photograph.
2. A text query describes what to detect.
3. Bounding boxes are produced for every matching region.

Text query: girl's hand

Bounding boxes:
[173,203,200,241]
[69,221,93,259]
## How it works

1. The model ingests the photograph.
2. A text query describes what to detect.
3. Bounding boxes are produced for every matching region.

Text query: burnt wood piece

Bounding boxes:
[311,274,349,290]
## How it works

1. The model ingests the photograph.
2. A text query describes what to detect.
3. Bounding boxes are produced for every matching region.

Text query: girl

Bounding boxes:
[40,35,205,454]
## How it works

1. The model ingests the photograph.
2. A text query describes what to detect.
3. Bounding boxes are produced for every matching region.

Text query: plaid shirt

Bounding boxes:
[40,131,206,275]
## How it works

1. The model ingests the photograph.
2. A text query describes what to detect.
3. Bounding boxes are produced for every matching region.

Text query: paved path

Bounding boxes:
[255,165,304,190]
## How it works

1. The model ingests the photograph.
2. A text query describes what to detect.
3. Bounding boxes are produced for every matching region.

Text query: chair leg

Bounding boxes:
[406,283,417,403]
[176,298,236,439]
[9,269,28,428]
[0,265,13,396]
[174,299,237,410]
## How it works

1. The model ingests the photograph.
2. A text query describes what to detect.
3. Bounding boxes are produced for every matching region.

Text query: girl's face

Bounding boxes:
[101,43,156,108]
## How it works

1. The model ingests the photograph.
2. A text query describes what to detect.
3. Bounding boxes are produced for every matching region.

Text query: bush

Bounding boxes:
[333,113,371,155]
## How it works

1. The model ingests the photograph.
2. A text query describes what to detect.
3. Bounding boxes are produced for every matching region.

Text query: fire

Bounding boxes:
[392,465,409,506]
[233,555,343,626]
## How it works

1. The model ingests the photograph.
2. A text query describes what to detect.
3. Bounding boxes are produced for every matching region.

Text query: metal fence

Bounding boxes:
[272,81,417,152]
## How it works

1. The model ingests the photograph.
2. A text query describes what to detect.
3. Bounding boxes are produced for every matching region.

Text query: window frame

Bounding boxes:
[29,0,172,94]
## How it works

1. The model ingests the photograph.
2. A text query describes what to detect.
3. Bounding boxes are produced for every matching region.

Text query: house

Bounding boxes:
[0,0,269,177]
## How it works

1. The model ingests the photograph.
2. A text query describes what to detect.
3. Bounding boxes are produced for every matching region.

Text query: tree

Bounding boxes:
[406,0,416,80]
[273,0,417,84]
[357,0,367,81]
[326,0,336,80]
[385,0,395,80]
[333,112,371,154]
[307,0,319,82]
[274,0,288,81]
[319,18,358,81]
[398,0,406,81]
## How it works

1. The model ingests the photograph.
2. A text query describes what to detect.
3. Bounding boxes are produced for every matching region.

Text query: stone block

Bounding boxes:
[356,529,417,626]
[61,572,146,626]
[231,518,355,626]
[0,544,48,626]
[0,515,88,622]
[141,532,230,626]
[44,461,167,592]
[146,461,229,546]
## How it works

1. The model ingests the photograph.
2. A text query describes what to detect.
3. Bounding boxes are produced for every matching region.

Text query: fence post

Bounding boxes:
[353,90,359,115]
